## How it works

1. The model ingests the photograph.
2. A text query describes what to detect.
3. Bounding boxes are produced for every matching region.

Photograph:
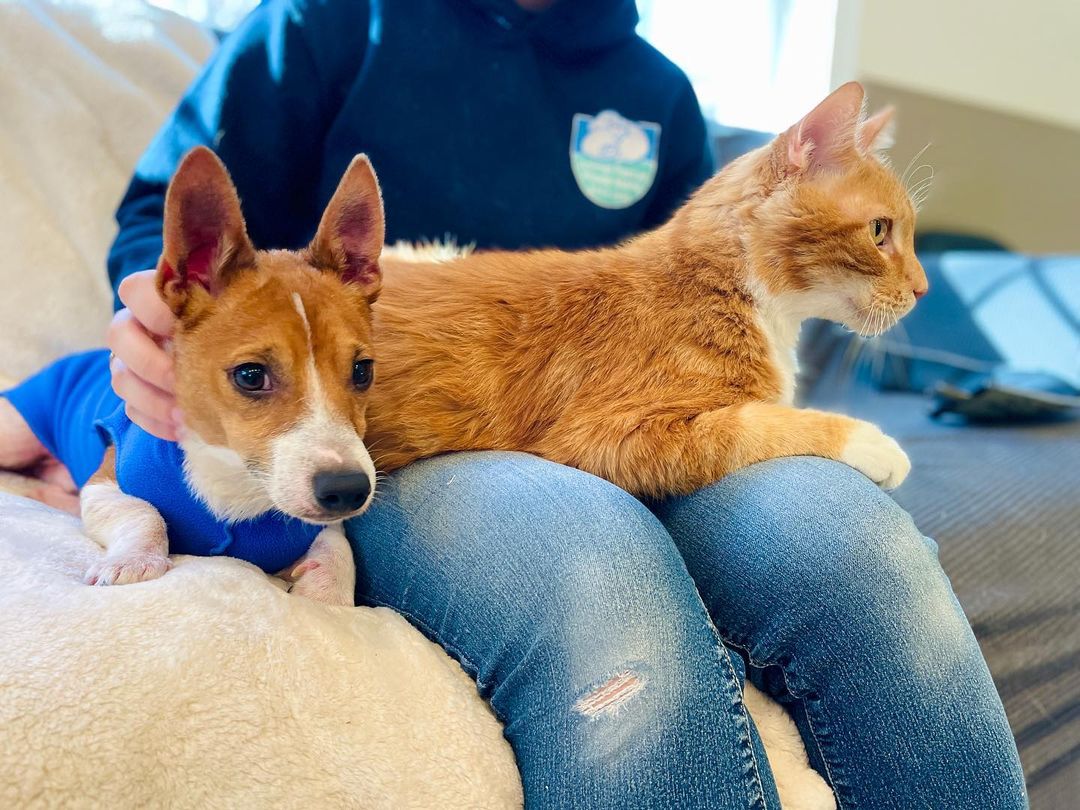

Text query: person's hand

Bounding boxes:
[107,270,180,441]
[27,453,80,515]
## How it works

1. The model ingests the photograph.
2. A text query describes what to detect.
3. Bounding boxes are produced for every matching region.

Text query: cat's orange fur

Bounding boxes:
[367,82,927,498]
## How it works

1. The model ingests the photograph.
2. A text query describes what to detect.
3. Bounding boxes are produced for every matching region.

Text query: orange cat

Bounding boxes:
[367,82,927,498]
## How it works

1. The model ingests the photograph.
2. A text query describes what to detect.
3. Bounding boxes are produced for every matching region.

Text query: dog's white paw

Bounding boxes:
[287,527,355,606]
[289,559,354,606]
[86,551,172,586]
[839,421,910,489]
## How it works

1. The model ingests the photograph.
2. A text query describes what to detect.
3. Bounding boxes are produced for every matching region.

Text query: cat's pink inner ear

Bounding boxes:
[858,106,896,154]
[787,81,866,171]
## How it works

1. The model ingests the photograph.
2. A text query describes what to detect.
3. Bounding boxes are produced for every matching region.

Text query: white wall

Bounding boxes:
[831,0,1080,251]
[640,0,837,132]
[836,0,1080,132]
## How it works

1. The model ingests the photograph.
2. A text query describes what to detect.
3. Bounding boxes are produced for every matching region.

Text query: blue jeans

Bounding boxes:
[347,453,1026,809]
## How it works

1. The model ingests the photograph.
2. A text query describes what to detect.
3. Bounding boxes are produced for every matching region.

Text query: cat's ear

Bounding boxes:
[308,154,384,302]
[157,146,256,314]
[858,106,896,154]
[784,81,866,172]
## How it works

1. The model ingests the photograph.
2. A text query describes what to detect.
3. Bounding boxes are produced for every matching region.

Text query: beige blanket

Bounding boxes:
[0,0,214,385]
[0,493,521,808]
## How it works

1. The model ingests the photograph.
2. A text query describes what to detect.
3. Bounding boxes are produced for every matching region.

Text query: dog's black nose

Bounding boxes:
[312,471,372,514]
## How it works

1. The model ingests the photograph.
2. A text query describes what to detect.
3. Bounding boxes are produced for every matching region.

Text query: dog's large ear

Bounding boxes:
[157,146,256,314]
[308,155,384,301]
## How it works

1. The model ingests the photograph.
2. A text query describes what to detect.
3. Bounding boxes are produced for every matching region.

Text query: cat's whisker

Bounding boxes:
[907,176,935,202]
[909,179,934,199]
[860,299,901,338]
[906,162,936,211]
[906,163,935,187]
[868,306,879,337]
[901,142,933,187]
[909,173,935,194]
[856,300,884,338]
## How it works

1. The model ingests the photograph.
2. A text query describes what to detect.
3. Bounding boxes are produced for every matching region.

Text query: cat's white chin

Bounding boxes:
[846,301,909,337]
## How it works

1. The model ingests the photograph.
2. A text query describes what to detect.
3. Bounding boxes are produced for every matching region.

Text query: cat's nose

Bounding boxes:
[909,261,929,300]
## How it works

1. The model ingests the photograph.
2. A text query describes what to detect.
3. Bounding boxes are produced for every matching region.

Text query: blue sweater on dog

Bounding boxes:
[106,0,713,302]
[4,351,321,573]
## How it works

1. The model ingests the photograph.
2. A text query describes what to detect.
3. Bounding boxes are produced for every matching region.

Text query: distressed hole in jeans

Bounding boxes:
[574,671,646,719]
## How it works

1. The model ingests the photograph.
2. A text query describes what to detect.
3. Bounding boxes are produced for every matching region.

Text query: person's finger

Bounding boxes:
[123,403,179,442]
[118,270,177,338]
[34,484,81,517]
[107,310,176,393]
[109,359,178,430]
[36,455,77,493]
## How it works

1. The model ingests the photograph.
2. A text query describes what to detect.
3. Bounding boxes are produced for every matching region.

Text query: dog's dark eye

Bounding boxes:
[232,363,272,393]
[352,359,374,391]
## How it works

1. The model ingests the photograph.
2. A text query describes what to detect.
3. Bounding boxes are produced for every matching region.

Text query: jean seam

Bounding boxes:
[716,634,772,810]
[801,700,847,809]
[682,612,770,810]
[713,628,843,808]
[716,628,810,697]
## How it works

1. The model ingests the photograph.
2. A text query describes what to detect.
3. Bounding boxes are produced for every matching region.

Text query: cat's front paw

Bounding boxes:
[839,421,910,489]
[86,551,172,586]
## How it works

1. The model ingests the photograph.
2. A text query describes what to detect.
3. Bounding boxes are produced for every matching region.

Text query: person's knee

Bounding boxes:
[355,453,762,778]
[665,456,930,575]
[741,457,935,589]
[351,450,694,663]
[371,450,666,570]
[662,458,969,664]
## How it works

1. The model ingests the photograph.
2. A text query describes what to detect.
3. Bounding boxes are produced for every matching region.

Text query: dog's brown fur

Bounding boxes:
[74,146,385,592]
[366,82,926,497]
[88,147,384,491]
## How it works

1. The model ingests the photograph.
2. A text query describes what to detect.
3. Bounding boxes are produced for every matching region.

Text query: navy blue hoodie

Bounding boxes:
[107,0,713,300]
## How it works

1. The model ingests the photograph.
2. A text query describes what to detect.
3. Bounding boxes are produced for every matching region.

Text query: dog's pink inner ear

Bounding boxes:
[160,147,254,307]
[336,202,380,287]
[310,154,384,298]
[177,189,229,290]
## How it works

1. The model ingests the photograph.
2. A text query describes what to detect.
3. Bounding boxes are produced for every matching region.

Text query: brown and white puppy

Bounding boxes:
[71,148,381,603]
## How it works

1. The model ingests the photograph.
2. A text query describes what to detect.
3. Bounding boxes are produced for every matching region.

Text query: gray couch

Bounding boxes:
[800,252,1080,808]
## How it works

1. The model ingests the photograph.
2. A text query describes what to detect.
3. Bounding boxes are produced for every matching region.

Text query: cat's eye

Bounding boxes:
[352,358,374,391]
[869,218,890,247]
[231,362,272,394]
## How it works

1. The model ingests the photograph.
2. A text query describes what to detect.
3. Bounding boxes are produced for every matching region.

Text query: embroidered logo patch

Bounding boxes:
[570,110,661,210]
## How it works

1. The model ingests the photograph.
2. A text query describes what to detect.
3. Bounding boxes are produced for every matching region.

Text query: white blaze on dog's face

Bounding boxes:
[156,147,384,523]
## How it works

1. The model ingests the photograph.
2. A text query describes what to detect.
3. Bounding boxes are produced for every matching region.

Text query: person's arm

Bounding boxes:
[106,0,370,438]
[640,79,714,229]
[107,0,371,300]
